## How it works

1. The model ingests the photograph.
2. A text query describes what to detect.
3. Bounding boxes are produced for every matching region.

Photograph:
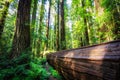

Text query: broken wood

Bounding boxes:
[47,40,120,80]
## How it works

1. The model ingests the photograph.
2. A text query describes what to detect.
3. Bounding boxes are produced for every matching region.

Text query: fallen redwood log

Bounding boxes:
[47,40,120,80]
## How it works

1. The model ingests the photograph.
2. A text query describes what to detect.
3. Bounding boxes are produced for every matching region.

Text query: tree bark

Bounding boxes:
[47,40,120,80]
[81,0,89,46]
[31,0,38,54]
[54,14,57,50]
[84,18,89,46]
[31,0,38,35]
[10,0,31,58]
[31,0,38,28]
[56,0,60,51]
[46,0,52,50]
[36,0,45,57]
[60,0,66,50]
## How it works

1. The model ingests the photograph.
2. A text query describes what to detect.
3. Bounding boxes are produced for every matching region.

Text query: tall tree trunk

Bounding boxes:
[31,0,38,36]
[84,18,89,45]
[54,14,57,50]
[56,0,60,51]
[31,0,38,29]
[36,0,45,57]
[10,0,31,58]
[31,0,38,54]
[60,0,66,50]
[82,0,89,46]
[0,1,10,39]
[46,0,52,50]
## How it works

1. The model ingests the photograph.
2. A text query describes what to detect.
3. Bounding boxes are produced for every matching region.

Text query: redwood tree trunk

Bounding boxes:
[46,0,52,50]
[31,0,38,55]
[36,0,45,57]
[84,18,89,46]
[10,0,31,58]
[31,0,38,38]
[56,0,60,51]
[31,0,38,28]
[54,14,57,50]
[60,0,66,50]
[82,0,89,46]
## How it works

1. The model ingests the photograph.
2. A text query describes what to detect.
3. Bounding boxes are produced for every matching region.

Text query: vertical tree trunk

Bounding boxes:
[46,0,52,50]
[56,0,60,51]
[10,0,31,58]
[54,14,57,50]
[84,18,89,45]
[60,0,66,50]
[81,0,89,46]
[36,0,45,57]
[31,0,38,54]
[0,1,10,39]
[31,0,38,34]
[31,0,38,29]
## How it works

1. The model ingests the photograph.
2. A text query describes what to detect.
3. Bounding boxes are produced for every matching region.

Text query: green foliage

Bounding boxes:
[0,53,62,80]
[49,66,62,80]
[0,0,120,79]
[0,0,17,53]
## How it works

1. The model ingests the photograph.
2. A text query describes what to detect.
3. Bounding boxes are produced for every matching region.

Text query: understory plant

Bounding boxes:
[0,52,62,80]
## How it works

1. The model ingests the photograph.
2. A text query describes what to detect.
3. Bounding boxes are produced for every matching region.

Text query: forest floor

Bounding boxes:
[45,62,58,80]
[0,53,62,80]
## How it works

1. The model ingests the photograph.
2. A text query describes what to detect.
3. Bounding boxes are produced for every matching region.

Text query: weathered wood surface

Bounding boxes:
[47,40,120,80]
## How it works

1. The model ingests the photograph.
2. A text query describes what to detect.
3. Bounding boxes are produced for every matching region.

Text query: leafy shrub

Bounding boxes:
[0,53,62,80]
[49,66,62,80]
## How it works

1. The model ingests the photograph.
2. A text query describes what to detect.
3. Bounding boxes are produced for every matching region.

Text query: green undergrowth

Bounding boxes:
[0,53,62,80]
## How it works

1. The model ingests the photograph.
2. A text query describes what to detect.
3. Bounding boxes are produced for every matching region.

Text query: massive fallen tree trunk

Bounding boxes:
[47,40,120,80]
